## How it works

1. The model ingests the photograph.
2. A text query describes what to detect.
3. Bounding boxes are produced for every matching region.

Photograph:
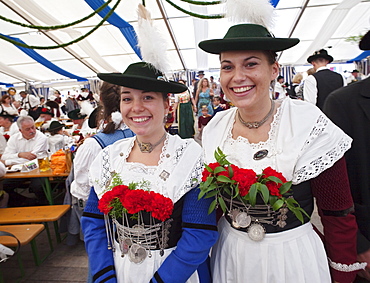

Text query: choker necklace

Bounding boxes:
[238,99,275,129]
[136,133,167,153]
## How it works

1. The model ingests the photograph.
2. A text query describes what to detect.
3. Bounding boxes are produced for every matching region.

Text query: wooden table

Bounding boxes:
[4,169,69,205]
[0,205,70,244]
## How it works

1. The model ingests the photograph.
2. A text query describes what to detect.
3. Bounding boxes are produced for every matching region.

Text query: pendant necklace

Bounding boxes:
[136,133,167,153]
[238,99,275,129]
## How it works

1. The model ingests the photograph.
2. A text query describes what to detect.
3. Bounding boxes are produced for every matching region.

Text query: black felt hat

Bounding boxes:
[48,121,65,132]
[0,109,16,119]
[360,30,370,50]
[39,106,54,117]
[307,49,334,63]
[198,24,299,54]
[88,107,101,129]
[97,62,187,94]
[68,109,87,120]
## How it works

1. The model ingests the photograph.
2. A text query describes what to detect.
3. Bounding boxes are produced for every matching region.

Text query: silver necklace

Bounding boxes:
[136,133,167,153]
[238,99,275,129]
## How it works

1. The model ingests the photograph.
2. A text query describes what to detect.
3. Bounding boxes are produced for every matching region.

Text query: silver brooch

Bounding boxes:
[159,170,170,181]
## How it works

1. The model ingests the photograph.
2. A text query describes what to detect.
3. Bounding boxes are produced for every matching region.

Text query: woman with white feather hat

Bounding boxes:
[198,0,362,282]
[81,4,218,283]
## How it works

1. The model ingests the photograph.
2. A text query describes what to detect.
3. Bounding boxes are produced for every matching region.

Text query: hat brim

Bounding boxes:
[307,54,333,63]
[97,73,187,94]
[199,38,300,54]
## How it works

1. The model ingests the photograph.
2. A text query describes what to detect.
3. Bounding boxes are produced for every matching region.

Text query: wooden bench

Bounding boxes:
[0,205,71,250]
[0,224,45,282]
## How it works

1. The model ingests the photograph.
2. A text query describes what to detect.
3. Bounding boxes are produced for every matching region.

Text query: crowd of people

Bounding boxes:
[0,18,370,283]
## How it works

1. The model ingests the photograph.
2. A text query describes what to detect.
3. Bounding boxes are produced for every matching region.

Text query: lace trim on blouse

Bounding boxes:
[294,136,351,183]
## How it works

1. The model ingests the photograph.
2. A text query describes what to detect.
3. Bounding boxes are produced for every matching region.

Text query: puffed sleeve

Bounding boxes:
[311,158,360,283]
[150,186,218,283]
[81,188,117,283]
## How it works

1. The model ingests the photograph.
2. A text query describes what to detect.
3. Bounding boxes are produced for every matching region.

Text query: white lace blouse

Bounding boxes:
[203,98,352,185]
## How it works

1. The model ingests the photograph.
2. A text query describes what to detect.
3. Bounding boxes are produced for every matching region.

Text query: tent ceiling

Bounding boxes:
[0,0,369,86]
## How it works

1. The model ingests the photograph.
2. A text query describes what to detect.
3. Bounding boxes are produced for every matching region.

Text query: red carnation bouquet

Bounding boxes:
[199,148,309,223]
[98,181,174,222]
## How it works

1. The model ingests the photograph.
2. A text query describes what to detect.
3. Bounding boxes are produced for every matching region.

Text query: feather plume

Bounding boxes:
[137,4,170,74]
[79,100,94,117]
[222,0,275,29]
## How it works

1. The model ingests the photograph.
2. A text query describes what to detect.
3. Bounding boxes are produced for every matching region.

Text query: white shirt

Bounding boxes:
[304,66,347,105]
[1,130,49,166]
[48,134,74,155]
[1,104,18,116]
[21,94,40,110]
[70,138,102,201]
[0,161,5,177]
[0,123,19,137]
[0,135,6,155]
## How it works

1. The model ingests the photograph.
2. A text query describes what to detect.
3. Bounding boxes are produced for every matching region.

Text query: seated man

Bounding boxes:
[1,116,49,206]
[34,106,58,133]
[67,109,93,142]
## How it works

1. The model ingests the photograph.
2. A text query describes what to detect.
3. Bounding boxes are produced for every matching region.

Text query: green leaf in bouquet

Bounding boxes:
[233,184,239,198]
[198,189,206,200]
[279,181,292,195]
[214,166,227,174]
[268,195,278,206]
[272,199,284,211]
[204,163,213,172]
[208,198,218,214]
[258,183,270,204]
[218,196,227,213]
[228,165,234,178]
[217,175,232,183]
[203,176,214,188]
[249,184,258,206]
[266,176,283,184]
[205,189,219,198]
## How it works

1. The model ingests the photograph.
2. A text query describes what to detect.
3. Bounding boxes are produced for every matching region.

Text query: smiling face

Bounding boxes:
[220,50,279,109]
[120,87,169,140]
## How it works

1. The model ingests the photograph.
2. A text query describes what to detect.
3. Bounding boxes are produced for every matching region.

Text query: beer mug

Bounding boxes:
[38,157,51,172]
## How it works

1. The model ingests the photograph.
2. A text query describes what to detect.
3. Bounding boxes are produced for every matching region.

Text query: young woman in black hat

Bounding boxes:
[81,62,218,283]
[199,23,361,283]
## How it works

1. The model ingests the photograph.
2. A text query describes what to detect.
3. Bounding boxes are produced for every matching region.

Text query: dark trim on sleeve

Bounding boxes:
[322,206,354,217]
[182,222,218,231]
[82,211,104,219]
[100,274,117,283]
[154,271,165,283]
[93,265,115,281]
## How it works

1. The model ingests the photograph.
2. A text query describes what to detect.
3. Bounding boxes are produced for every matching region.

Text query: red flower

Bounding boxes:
[201,162,221,182]
[98,185,129,214]
[262,167,287,198]
[149,191,174,221]
[122,189,151,215]
[98,183,174,222]
[41,108,47,113]
[231,166,258,197]
[3,134,10,141]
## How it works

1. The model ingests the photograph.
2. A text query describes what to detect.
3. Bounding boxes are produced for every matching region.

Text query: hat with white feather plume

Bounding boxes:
[199,0,299,54]
[97,4,186,94]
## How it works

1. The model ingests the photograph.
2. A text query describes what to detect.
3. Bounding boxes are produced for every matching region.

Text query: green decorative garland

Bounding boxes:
[0,0,224,50]
[0,0,122,50]
[0,0,113,30]
[165,0,224,19]
[179,0,221,5]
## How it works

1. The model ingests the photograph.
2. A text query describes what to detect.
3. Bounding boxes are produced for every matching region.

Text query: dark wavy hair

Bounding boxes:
[98,82,122,134]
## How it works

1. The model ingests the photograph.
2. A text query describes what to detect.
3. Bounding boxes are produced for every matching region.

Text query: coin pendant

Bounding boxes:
[248,223,266,241]
[128,243,147,264]
[235,212,252,228]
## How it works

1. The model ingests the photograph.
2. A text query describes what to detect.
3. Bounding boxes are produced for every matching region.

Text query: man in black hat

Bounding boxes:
[324,30,370,283]
[304,49,345,110]
[347,69,362,85]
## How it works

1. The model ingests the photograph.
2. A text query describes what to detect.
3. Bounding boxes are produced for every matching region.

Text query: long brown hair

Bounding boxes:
[99,82,122,134]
